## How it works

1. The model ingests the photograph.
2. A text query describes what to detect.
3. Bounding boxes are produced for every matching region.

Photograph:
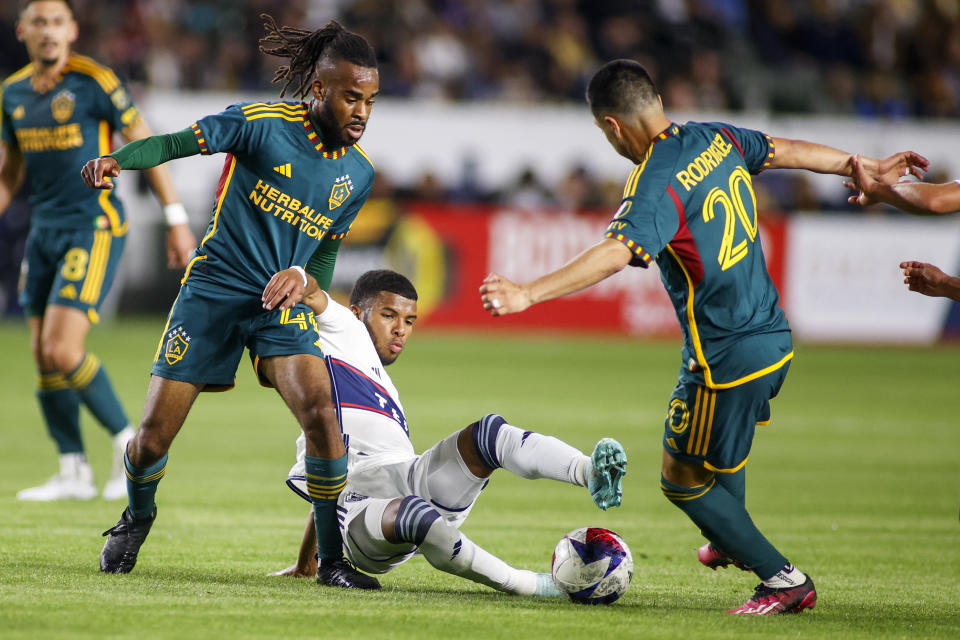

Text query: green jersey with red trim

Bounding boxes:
[1,54,140,233]
[183,100,374,295]
[605,121,791,389]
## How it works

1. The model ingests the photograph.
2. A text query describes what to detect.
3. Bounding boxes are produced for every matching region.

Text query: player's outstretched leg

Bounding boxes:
[469,414,626,509]
[392,495,562,597]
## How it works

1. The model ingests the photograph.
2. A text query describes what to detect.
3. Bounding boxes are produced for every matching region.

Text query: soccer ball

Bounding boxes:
[551,527,633,604]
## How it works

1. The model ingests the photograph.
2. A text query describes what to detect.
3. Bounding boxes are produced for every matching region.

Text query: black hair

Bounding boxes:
[258,14,377,99]
[350,270,418,307]
[586,59,659,118]
[19,0,73,14]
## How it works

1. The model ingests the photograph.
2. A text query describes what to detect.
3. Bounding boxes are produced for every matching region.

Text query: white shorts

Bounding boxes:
[287,430,487,574]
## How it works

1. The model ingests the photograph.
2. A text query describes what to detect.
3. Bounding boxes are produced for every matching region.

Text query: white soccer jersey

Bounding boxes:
[312,292,415,467]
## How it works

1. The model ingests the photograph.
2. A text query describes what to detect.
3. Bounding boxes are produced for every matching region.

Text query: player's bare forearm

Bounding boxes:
[877,182,960,216]
[480,239,632,316]
[0,142,26,214]
[301,279,330,316]
[769,138,852,175]
[900,261,960,302]
[267,510,318,578]
[770,139,927,183]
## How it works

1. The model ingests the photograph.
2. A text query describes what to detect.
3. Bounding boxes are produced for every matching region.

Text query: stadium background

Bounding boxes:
[3,0,960,342]
[1,3,959,636]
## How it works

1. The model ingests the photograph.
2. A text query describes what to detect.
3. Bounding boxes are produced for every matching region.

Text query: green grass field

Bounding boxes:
[0,318,957,639]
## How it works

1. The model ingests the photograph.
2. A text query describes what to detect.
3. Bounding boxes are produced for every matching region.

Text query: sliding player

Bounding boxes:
[270,269,627,595]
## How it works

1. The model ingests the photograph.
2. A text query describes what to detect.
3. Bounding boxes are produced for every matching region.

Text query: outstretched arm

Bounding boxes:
[80,127,201,189]
[121,120,198,268]
[769,138,928,182]
[0,141,25,216]
[900,261,960,302]
[846,154,960,215]
[268,509,318,578]
[480,238,632,316]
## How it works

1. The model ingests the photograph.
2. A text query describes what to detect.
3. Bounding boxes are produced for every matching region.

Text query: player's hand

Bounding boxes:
[900,260,950,297]
[844,153,879,207]
[80,156,120,190]
[874,150,928,184]
[165,223,197,269]
[267,562,317,578]
[479,272,532,316]
[262,268,306,311]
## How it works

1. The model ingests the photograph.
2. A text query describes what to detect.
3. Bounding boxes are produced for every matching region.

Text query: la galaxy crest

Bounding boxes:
[328,174,354,210]
[164,326,191,365]
[51,89,76,123]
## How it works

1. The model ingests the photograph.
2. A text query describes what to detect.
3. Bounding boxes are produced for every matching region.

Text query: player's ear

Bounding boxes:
[67,18,78,44]
[312,79,325,102]
[604,116,623,140]
[15,21,24,42]
[349,304,362,320]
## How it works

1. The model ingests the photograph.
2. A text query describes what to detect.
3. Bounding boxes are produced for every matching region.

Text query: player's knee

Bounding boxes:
[392,495,442,546]
[130,421,172,466]
[470,413,506,472]
[39,338,81,374]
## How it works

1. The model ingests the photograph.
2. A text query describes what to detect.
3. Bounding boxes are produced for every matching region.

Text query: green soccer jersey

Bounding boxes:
[605,121,791,389]
[182,101,373,296]
[1,55,140,234]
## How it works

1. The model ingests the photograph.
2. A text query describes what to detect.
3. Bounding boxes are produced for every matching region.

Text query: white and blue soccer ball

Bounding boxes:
[551,527,633,604]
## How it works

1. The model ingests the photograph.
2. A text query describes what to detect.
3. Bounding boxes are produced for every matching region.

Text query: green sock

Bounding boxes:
[125,451,167,519]
[660,474,787,579]
[305,454,347,561]
[66,353,128,435]
[37,371,83,454]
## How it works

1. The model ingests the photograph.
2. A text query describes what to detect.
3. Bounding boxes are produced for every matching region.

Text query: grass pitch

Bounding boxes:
[0,318,958,639]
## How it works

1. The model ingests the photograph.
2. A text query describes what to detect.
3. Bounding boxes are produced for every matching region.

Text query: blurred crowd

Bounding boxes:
[5,0,960,117]
[2,0,958,216]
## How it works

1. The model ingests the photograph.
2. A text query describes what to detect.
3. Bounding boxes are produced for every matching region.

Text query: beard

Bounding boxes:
[314,107,355,148]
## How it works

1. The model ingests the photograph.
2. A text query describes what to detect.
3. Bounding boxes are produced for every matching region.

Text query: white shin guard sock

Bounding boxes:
[418,518,537,596]
[493,422,588,487]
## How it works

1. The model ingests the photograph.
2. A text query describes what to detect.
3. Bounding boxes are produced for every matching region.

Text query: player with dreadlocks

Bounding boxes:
[80,15,381,589]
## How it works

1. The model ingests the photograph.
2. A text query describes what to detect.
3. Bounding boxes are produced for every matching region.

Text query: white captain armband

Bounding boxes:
[290,265,308,288]
[163,203,190,226]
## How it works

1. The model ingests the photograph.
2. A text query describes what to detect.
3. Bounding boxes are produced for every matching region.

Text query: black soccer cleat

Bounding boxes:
[316,557,381,590]
[100,506,156,574]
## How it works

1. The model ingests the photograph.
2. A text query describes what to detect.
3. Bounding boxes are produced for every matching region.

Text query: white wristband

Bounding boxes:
[163,203,189,227]
[290,265,308,288]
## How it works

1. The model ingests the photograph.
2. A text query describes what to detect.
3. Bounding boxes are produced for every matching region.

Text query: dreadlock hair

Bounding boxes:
[258,14,377,99]
[350,270,418,308]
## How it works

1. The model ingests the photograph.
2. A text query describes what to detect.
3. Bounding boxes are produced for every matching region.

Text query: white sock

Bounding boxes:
[763,563,806,589]
[492,421,588,487]
[418,517,537,595]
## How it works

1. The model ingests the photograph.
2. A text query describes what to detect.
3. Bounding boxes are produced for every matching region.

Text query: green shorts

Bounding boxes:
[662,362,790,473]
[150,282,323,391]
[19,226,126,322]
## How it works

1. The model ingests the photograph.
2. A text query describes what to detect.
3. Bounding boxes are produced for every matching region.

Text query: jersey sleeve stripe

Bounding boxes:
[190,123,209,154]
[603,232,652,265]
[624,145,654,197]
[762,134,775,169]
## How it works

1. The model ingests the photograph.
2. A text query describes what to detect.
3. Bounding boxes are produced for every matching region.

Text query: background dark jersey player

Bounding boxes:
[0,0,196,503]
[81,15,381,589]
[479,59,927,615]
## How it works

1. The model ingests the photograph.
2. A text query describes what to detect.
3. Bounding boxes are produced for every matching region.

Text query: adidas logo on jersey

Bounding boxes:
[273,163,292,177]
